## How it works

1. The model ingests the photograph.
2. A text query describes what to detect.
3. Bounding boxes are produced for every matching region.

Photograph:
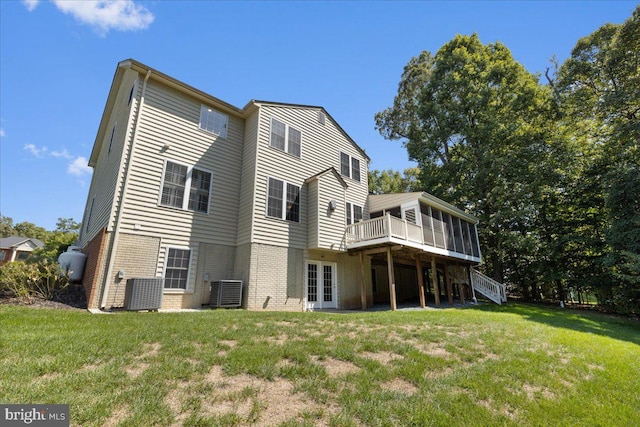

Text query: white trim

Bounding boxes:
[269,117,302,158]
[162,245,193,291]
[158,159,213,214]
[339,151,361,182]
[346,202,364,226]
[305,261,338,310]
[265,176,301,222]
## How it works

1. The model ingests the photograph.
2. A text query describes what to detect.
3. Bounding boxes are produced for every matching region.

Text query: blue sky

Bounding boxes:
[0,1,637,231]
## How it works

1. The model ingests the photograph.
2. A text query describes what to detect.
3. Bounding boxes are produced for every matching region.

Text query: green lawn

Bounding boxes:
[1,303,638,427]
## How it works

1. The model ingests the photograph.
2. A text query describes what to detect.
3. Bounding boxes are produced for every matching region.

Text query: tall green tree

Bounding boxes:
[368,168,421,194]
[0,214,15,238]
[556,6,640,313]
[13,221,48,242]
[376,34,559,292]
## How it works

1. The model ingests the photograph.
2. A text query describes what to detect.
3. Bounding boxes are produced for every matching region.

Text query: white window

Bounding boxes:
[267,177,300,222]
[164,247,191,289]
[199,105,228,138]
[160,160,212,214]
[270,118,301,157]
[340,152,361,182]
[346,202,363,225]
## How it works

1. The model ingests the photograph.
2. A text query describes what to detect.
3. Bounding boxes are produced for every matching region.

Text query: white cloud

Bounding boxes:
[24,144,48,157]
[52,0,154,34]
[68,156,92,177]
[0,128,5,138]
[51,148,74,159]
[22,0,40,12]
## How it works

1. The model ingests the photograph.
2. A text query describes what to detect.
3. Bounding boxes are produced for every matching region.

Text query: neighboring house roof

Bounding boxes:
[0,236,45,250]
[369,192,479,224]
[90,58,370,166]
[305,167,349,189]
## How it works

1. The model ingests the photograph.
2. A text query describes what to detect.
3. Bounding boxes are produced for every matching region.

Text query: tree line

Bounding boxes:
[373,7,639,314]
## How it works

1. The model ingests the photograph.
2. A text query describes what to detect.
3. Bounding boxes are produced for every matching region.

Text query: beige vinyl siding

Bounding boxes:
[236,111,260,246]
[79,69,140,247]
[251,105,368,250]
[317,173,347,250]
[116,80,245,247]
[307,180,319,248]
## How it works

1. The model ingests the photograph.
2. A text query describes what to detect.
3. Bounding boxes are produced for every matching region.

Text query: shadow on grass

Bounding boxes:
[467,302,640,346]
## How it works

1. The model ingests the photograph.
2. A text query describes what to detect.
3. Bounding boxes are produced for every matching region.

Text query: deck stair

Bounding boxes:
[471,269,507,304]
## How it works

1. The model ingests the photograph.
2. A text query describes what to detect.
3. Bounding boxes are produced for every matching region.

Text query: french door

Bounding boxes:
[306,262,337,309]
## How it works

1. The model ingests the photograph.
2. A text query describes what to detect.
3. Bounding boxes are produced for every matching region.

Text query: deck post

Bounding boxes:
[445,263,454,305]
[386,246,397,311]
[457,262,465,304]
[431,256,440,307]
[416,257,426,308]
[359,251,367,310]
[467,265,477,303]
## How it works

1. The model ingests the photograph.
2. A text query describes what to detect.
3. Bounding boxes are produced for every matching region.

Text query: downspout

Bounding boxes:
[99,69,152,309]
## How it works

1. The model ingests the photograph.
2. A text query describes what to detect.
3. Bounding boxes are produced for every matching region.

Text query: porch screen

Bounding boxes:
[431,208,445,248]
[421,204,435,246]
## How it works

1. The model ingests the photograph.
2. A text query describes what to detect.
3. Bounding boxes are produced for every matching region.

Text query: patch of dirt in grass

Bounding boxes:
[523,384,555,400]
[103,405,130,427]
[424,367,454,379]
[264,334,288,345]
[361,351,404,365]
[219,340,237,348]
[126,342,161,378]
[381,378,418,395]
[37,371,60,381]
[165,381,190,424]
[141,342,161,358]
[587,363,605,371]
[477,397,518,420]
[126,362,149,379]
[276,321,295,327]
[415,343,454,358]
[200,364,333,426]
[311,356,360,377]
[77,361,108,374]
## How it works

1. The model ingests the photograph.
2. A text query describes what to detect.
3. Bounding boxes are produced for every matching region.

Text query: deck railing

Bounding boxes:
[470,269,507,304]
[345,214,427,246]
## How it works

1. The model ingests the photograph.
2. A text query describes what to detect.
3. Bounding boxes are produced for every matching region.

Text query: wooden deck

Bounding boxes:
[344,214,481,264]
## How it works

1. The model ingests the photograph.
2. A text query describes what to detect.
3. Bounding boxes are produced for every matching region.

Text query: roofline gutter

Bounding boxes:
[99,69,152,310]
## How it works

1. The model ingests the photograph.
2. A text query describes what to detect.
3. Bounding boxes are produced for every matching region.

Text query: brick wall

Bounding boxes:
[81,228,109,309]
[104,233,160,308]
[242,243,305,311]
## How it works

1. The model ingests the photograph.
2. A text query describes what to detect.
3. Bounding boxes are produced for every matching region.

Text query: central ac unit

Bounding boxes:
[124,278,164,311]
[210,280,243,308]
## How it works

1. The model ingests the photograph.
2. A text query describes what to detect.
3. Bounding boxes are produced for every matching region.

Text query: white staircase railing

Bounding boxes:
[470,269,507,305]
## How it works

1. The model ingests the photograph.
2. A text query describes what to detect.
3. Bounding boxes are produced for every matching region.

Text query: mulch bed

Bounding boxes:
[0,283,87,310]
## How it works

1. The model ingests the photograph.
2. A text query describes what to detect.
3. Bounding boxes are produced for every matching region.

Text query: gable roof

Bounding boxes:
[305,167,349,189]
[0,236,45,250]
[369,192,479,224]
[90,59,369,166]
[250,100,370,162]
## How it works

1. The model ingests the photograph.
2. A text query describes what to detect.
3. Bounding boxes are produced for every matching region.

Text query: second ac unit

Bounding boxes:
[210,280,243,308]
